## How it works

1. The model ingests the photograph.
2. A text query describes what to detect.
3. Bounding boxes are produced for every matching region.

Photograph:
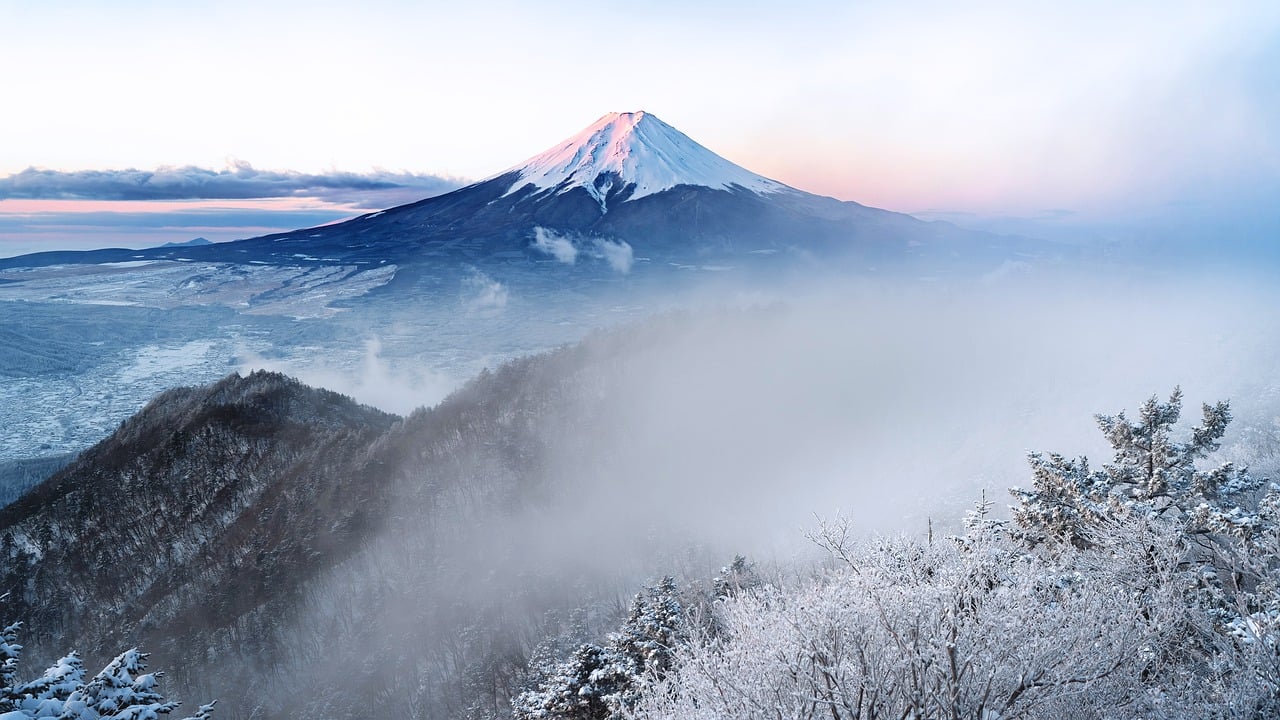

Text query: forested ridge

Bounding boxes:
[0,319,698,719]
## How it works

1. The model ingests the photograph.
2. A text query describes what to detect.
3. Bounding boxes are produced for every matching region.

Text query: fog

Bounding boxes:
[240,261,1280,717]
[327,266,1280,560]
[239,338,462,415]
[510,272,1280,560]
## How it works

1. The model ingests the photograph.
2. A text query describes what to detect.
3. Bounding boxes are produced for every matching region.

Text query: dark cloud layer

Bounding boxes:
[0,162,465,205]
[0,208,352,232]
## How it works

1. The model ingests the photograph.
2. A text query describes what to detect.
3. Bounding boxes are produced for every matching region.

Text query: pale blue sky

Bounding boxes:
[0,0,1276,253]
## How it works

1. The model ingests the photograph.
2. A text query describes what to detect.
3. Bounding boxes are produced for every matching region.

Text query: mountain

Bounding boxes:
[0,111,997,275]
[496,110,792,206]
[158,236,213,248]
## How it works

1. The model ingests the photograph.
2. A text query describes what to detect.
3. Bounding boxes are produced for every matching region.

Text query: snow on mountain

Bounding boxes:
[499,111,792,209]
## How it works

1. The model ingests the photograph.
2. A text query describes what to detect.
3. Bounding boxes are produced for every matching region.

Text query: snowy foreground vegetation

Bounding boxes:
[515,390,1280,719]
[0,618,214,720]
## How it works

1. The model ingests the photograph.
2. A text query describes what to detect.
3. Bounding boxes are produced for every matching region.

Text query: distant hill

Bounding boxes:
[0,453,74,507]
[0,371,400,716]
[158,236,213,248]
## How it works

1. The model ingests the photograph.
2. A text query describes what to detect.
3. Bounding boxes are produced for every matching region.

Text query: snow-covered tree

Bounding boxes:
[629,392,1280,718]
[12,653,84,718]
[0,622,21,713]
[0,615,213,720]
[1011,388,1272,547]
[513,578,686,720]
[521,609,592,697]
[612,576,684,680]
[711,556,760,601]
[510,643,634,720]
[632,524,1190,720]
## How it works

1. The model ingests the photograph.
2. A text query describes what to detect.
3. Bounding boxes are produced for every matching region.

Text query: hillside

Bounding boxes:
[0,372,399,714]
[0,326,667,719]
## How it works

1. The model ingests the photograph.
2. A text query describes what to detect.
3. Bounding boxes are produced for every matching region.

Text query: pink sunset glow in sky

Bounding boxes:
[0,0,1276,255]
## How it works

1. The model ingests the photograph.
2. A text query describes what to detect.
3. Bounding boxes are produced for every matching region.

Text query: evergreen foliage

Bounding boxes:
[1011,387,1272,547]
[0,623,21,713]
[512,577,686,720]
[612,576,684,680]
[711,556,760,601]
[0,616,212,720]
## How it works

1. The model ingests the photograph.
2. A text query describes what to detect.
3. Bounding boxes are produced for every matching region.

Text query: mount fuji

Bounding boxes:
[1,111,1006,275]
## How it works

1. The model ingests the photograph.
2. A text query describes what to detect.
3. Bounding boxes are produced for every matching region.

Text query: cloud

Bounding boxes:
[591,238,633,274]
[238,337,459,415]
[528,228,634,274]
[0,207,351,231]
[0,161,464,207]
[531,227,578,264]
[461,269,509,314]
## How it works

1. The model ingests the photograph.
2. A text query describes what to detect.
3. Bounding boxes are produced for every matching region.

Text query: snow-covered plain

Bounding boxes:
[0,261,397,318]
[0,340,235,461]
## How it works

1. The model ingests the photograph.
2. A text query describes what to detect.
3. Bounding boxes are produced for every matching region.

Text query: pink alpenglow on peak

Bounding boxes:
[499,111,792,209]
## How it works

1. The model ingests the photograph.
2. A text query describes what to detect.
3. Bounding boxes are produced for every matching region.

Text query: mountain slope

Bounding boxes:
[0,372,399,700]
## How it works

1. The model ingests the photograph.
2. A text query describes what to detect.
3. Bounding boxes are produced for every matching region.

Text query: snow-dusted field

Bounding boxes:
[0,260,397,319]
[0,340,236,460]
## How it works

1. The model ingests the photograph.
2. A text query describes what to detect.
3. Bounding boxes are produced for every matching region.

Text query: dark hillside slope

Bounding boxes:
[0,372,398,689]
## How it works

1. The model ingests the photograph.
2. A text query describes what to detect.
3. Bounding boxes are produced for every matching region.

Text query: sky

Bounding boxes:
[0,0,1277,256]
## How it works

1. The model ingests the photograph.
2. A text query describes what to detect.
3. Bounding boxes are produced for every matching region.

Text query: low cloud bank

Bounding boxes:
[514,273,1280,561]
[0,161,464,206]
[594,238,634,273]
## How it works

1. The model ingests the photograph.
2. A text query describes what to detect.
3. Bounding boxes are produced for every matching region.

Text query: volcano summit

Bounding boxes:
[498,110,791,208]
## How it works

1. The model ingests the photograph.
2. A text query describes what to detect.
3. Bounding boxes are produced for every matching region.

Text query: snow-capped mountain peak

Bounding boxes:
[500,111,790,209]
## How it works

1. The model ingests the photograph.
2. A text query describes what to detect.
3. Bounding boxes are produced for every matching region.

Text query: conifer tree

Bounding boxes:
[513,578,687,720]
[712,556,760,600]
[612,576,683,680]
[14,652,83,712]
[0,612,213,720]
[1011,388,1271,547]
[0,622,21,714]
